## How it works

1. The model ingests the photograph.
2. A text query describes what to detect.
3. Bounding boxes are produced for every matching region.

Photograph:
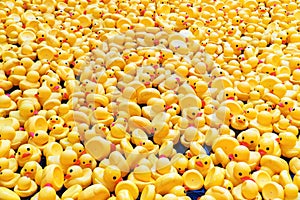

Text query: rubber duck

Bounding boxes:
[256,133,281,157]
[14,176,38,198]
[49,124,69,140]
[154,173,184,196]
[106,123,130,145]
[287,107,300,128]
[0,157,17,173]
[0,169,20,188]
[278,132,300,158]
[232,180,261,200]
[0,94,17,117]
[24,115,48,135]
[138,139,159,154]
[20,161,43,184]
[47,115,64,129]
[9,101,38,126]
[0,186,21,200]
[16,144,41,167]
[64,165,92,189]
[19,71,40,91]
[8,66,26,86]
[90,107,114,126]
[35,85,62,110]
[230,114,249,131]
[152,156,178,180]
[72,143,86,158]
[152,120,180,145]
[225,161,253,186]
[0,126,27,150]
[261,181,285,200]
[229,145,261,171]
[47,147,79,173]
[30,185,60,200]
[278,97,296,117]
[28,130,55,150]
[180,126,205,148]
[142,98,167,120]
[127,164,155,192]
[79,153,97,170]
[188,154,213,177]
[204,186,233,200]
[92,165,123,192]
[249,111,273,134]
[170,153,189,175]
[206,106,232,128]
[237,128,260,150]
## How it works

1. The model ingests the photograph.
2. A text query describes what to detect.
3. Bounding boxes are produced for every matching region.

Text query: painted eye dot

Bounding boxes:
[239,172,242,176]
[204,161,208,165]
[266,147,270,151]
[113,176,116,180]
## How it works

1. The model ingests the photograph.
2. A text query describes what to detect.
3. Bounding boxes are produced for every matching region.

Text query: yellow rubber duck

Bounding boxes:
[0,94,17,117]
[0,126,27,150]
[14,176,38,198]
[0,157,17,172]
[170,153,188,175]
[19,70,40,91]
[142,98,168,120]
[278,132,300,158]
[64,165,92,189]
[28,130,55,150]
[128,164,155,192]
[152,156,178,180]
[180,127,205,148]
[287,107,300,128]
[138,140,159,154]
[232,180,261,200]
[92,165,123,192]
[229,145,261,171]
[60,130,80,148]
[230,114,249,130]
[16,144,41,167]
[273,117,294,134]
[47,115,64,129]
[0,169,20,188]
[30,186,60,200]
[106,123,130,145]
[8,66,26,86]
[90,107,114,126]
[47,147,79,173]
[206,106,232,128]
[49,124,69,140]
[35,85,62,109]
[72,143,86,157]
[225,161,253,186]
[256,133,281,157]
[9,102,38,126]
[0,140,14,158]
[188,154,213,177]
[152,121,180,145]
[79,153,97,170]
[277,97,296,117]
[20,161,43,184]
[237,128,260,150]
[0,186,20,200]
[249,111,273,134]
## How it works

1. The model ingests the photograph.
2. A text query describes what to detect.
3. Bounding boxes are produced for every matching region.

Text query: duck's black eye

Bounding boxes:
[113,176,117,180]
[83,161,85,164]
[35,133,38,137]
[258,144,260,148]
[285,102,288,105]
[31,169,33,172]
[239,172,242,176]
[27,148,30,151]
[204,161,208,165]
[70,169,73,173]
[266,147,270,151]
[73,159,76,162]
[250,141,254,143]
[234,154,238,157]
[228,187,231,190]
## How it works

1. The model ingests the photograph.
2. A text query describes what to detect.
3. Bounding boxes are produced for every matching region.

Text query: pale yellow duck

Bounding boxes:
[64,165,92,189]
[92,165,123,192]
[20,161,43,185]
[15,144,42,167]
[0,157,18,172]
[151,156,178,180]
[28,130,55,150]
[128,165,155,192]
[0,126,27,150]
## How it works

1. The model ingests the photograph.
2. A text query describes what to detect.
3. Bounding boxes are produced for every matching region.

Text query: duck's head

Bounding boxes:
[257,138,275,156]
[230,145,250,162]
[103,165,122,184]
[29,130,49,145]
[278,132,297,147]
[20,161,38,177]
[65,165,82,179]
[60,149,79,166]
[17,144,33,159]
[194,154,212,170]
[0,126,16,141]
[79,153,96,169]
[233,162,252,182]
[171,154,188,174]
[72,143,85,156]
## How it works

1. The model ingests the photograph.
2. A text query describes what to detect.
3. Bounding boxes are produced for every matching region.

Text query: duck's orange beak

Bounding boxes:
[22,152,31,158]
[276,138,280,143]
[241,176,255,182]
[195,161,203,167]
[258,149,266,156]
[227,97,234,100]
[116,177,123,184]
[24,172,32,177]
[228,154,234,160]
[38,38,45,42]
[29,132,34,137]
[278,102,284,107]
[64,174,71,179]
[239,141,250,147]
[74,159,80,165]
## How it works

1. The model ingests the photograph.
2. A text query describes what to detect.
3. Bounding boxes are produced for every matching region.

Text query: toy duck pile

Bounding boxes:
[1,0,300,199]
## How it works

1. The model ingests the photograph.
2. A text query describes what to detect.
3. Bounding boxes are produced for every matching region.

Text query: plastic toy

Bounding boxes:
[287,107,300,128]
[19,71,40,91]
[20,161,43,184]
[237,128,260,150]
[229,145,261,170]
[39,164,64,191]
[14,176,38,198]
[152,156,178,179]
[28,130,55,150]
[154,173,183,195]
[127,164,155,192]
[79,153,97,170]
[46,147,79,173]
[171,153,189,175]
[204,186,233,200]
[249,111,273,134]
[0,186,20,200]
[225,161,253,186]
[84,136,116,161]
[47,115,64,129]
[30,185,60,200]
[232,180,261,200]
[188,154,213,177]
[256,132,281,157]
[0,93,17,117]
[260,155,289,177]
[92,165,123,192]
[262,181,284,199]
[278,132,300,158]
[0,157,18,172]
[0,126,27,150]
[64,165,92,189]
[77,184,110,200]
[60,130,81,149]
[180,127,205,148]
[16,144,42,167]
[230,114,249,130]
[277,97,295,117]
